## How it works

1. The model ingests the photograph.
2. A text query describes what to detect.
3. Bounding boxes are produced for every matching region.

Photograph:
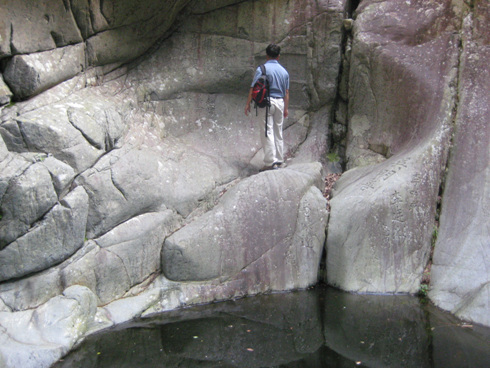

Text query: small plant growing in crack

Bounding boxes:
[326,152,340,163]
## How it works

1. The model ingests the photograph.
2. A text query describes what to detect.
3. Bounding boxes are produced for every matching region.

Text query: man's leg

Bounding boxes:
[260,104,277,167]
[271,98,285,165]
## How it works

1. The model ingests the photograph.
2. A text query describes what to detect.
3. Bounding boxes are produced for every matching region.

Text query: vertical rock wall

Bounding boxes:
[326,0,460,294]
[429,0,490,327]
[326,0,489,327]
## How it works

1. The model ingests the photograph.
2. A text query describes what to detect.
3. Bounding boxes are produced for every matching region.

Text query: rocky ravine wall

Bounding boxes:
[0,0,488,367]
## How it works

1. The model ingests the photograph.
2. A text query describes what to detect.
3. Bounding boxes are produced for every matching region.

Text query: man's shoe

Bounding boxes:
[260,165,274,172]
[272,162,287,169]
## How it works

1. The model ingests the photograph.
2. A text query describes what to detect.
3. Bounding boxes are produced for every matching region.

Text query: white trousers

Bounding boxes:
[260,97,284,166]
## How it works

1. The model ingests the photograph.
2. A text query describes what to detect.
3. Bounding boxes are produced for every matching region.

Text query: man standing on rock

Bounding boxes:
[245,44,290,170]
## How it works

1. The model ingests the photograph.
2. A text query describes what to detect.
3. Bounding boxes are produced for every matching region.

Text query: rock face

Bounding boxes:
[324,0,489,326]
[0,0,488,367]
[4,44,86,99]
[326,0,459,294]
[0,285,97,368]
[162,163,327,290]
[0,1,345,366]
[429,0,490,327]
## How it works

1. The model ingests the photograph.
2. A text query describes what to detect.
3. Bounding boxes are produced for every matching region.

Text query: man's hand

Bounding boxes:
[245,88,253,116]
[284,108,289,118]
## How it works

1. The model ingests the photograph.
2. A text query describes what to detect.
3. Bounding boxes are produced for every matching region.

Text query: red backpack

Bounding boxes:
[252,65,270,108]
[251,64,271,136]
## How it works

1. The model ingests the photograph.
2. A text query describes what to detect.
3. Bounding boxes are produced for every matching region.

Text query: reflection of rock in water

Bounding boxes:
[54,286,490,368]
[324,289,430,368]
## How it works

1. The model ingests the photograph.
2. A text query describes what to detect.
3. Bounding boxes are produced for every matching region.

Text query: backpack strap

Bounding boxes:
[260,64,270,137]
[260,64,266,75]
[265,104,268,137]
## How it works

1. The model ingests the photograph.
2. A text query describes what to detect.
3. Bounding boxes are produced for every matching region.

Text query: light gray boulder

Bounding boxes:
[0,0,189,70]
[0,90,126,173]
[326,144,448,293]
[90,210,180,304]
[135,92,268,171]
[0,134,7,161]
[69,0,111,39]
[0,119,29,152]
[0,285,97,368]
[0,266,63,311]
[0,162,58,248]
[289,106,334,173]
[76,144,221,238]
[4,105,102,172]
[344,0,461,169]
[0,210,180,311]
[429,2,490,327]
[40,156,76,196]
[0,186,88,282]
[0,150,32,205]
[325,0,458,293]
[3,44,86,100]
[0,75,12,106]
[129,0,344,110]
[0,0,83,56]
[85,0,190,66]
[162,163,327,291]
[127,32,254,102]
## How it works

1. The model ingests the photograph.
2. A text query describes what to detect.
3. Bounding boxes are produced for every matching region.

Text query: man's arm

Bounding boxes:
[244,87,253,116]
[283,89,289,118]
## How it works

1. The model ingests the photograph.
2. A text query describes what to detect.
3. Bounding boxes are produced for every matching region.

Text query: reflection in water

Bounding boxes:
[55,286,490,368]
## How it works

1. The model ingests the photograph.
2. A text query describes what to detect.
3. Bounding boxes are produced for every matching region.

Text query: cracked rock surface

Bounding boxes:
[0,0,488,367]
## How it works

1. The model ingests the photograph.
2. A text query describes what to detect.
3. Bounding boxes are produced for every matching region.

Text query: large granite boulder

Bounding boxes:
[3,44,86,99]
[0,186,88,282]
[0,0,193,100]
[0,161,58,248]
[0,210,180,311]
[162,163,328,290]
[0,89,126,172]
[429,1,490,327]
[325,0,459,293]
[0,285,97,368]
[0,75,12,106]
[0,0,83,56]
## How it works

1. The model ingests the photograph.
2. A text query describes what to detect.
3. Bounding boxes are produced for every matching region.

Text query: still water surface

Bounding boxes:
[55,285,490,367]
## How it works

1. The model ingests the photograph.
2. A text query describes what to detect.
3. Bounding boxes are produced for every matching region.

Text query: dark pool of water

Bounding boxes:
[54,285,490,367]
